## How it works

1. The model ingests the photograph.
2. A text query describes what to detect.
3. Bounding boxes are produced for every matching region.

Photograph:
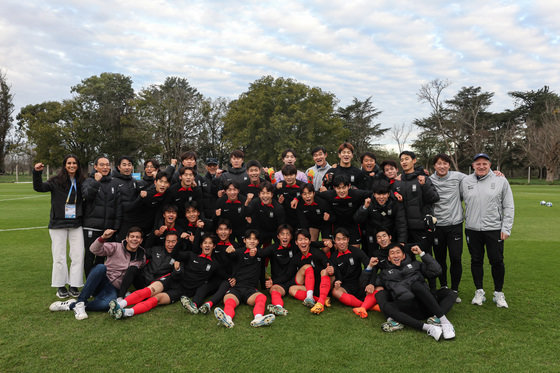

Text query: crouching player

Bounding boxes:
[107,234,221,319]
[288,228,332,315]
[214,229,276,328]
[375,244,456,341]
[328,228,378,318]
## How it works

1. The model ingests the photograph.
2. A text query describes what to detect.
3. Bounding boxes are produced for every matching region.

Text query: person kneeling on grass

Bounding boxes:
[214,229,276,328]
[108,234,224,319]
[49,227,145,320]
[375,243,456,341]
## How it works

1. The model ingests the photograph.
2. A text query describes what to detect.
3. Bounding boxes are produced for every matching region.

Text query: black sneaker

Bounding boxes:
[56,286,69,299]
[68,287,80,297]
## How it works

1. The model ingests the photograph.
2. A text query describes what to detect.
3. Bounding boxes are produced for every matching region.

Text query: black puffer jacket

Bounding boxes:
[82,173,122,230]
[112,168,139,214]
[354,196,408,243]
[393,170,439,230]
[33,170,83,229]
[214,165,249,192]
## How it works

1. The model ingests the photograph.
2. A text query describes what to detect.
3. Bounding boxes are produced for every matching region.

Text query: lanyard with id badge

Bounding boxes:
[65,179,77,219]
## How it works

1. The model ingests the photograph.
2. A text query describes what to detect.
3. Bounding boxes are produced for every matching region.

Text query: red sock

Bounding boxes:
[304,266,315,292]
[339,293,362,307]
[206,301,213,308]
[131,296,158,315]
[270,290,283,307]
[361,291,378,310]
[124,287,152,306]
[318,276,331,304]
[294,290,306,301]
[253,294,267,317]
[224,298,237,319]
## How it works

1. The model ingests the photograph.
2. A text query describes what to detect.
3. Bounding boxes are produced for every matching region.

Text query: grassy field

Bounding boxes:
[0,183,559,372]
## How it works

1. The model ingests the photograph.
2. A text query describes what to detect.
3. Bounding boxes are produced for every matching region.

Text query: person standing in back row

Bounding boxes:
[461,153,514,309]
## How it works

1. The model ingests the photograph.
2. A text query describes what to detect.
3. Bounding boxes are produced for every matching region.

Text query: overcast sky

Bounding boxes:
[1,0,559,147]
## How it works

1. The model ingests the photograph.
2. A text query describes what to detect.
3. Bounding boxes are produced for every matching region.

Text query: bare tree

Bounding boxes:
[391,122,413,154]
[0,69,15,172]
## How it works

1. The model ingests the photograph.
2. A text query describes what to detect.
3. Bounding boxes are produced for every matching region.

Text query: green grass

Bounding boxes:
[0,184,559,372]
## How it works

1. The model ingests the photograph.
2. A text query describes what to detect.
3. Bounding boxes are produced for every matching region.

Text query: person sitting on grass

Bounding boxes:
[49,227,145,320]
[375,243,456,341]
[108,233,223,319]
[214,229,276,329]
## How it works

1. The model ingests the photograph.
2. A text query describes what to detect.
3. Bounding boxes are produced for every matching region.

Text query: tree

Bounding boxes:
[196,97,230,165]
[411,131,448,170]
[136,76,204,162]
[390,122,413,154]
[337,97,388,157]
[71,73,138,163]
[0,70,14,172]
[223,76,348,169]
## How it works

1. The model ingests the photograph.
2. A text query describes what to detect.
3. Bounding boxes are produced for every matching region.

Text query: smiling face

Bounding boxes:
[126,231,143,251]
[164,234,178,253]
[163,210,177,225]
[383,165,398,180]
[216,224,232,241]
[301,188,314,204]
[94,158,111,176]
[180,169,195,187]
[65,157,78,177]
[259,187,273,205]
[200,237,215,255]
[334,183,349,199]
[388,246,406,266]
[154,176,170,193]
[248,166,261,182]
[399,155,416,174]
[376,231,392,248]
[277,229,292,247]
[144,162,157,177]
[373,192,389,206]
[312,150,327,167]
[244,233,259,249]
[473,158,491,177]
[185,207,200,223]
[338,148,353,166]
[434,159,450,177]
[118,159,133,176]
[283,152,297,166]
[283,173,297,185]
[182,157,196,168]
[334,232,349,252]
[225,184,239,201]
[296,233,310,252]
[362,155,376,172]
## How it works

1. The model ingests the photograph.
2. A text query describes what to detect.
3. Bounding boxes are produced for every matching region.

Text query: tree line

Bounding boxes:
[0,71,558,181]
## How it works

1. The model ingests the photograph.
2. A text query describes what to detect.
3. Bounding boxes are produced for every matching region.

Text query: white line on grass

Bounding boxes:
[0,195,48,202]
[0,226,48,232]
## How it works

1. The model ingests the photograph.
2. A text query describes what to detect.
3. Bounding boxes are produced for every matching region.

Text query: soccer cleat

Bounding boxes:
[108,299,124,320]
[198,302,212,315]
[250,314,275,327]
[68,287,80,298]
[352,307,368,319]
[267,304,288,316]
[56,286,69,299]
[471,289,486,306]
[180,296,199,314]
[310,302,324,315]
[493,291,509,308]
[427,316,441,325]
[214,307,234,328]
[302,297,316,308]
[73,302,88,320]
[426,324,443,341]
[381,319,404,332]
[442,323,456,340]
[49,299,76,312]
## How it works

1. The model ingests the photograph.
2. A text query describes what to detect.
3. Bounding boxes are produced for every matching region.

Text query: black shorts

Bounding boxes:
[343,282,365,300]
[160,276,195,303]
[226,285,259,303]
[275,278,297,293]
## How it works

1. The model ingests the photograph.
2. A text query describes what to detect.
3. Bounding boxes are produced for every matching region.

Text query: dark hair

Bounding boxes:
[281,164,297,176]
[201,233,218,245]
[259,181,274,193]
[432,153,452,165]
[179,166,196,176]
[185,201,201,213]
[277,224,294,235]
[311,146,327,156]
[50,154,85,187]
[94,155,109,166]
[338,142,354,154]
[180,151,197,161]
[164,231,179,239]
[244,228,260,240]
[155,170,169,181]
[372,182,391,195]
[386,242,403,253]
[246,160,262,169]
[127,226,143,237]
[334,227,350,238]
[399,151,416,160]
[224,180,240,191]
[117,156,134,166]
[360,152,376,163]
[216,218,232,230]
[230,149,244,159]
[282,148,297,159]
[380,160,398,171]
[375,228,392,237]
[333,174,350,187]
[301,183,315,194]
[295,228,311,240]
[162,204,179,213]
[144,159,160,170]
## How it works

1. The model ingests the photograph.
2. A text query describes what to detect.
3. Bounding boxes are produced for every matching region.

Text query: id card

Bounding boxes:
[65,204,76,219]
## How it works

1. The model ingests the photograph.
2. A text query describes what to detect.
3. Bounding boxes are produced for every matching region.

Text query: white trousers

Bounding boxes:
[49,227,85,287]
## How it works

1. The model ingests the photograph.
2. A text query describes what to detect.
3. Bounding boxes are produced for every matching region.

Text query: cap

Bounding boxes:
[206,158,219,165]
[472,153,490,162]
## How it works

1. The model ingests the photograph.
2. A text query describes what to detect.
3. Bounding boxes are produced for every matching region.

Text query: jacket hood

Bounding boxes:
[227,164,247,175]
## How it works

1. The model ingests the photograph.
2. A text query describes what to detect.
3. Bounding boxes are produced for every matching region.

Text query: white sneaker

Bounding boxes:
[442,323,456,339]
[73,301,88,320]
[426,324,442,341]
[493,291,509,308]
[49,299,77,311]
[214,307,234,328]
[471,289,486,306]
[250,314,275,327]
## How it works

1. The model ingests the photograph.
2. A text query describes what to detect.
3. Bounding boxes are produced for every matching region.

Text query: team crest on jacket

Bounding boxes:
[316,209,321,214]
[349,257,355,266]
[205,264,211,272]
[412,185,417,192]
[348,202,353,207]
[350,175,355,182]
[237,207,242,213]
[269,212,274,218]
[407,264,413,269]
[289,251,293,258]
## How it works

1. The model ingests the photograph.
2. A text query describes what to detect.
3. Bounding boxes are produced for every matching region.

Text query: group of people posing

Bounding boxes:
[34,141,514,341]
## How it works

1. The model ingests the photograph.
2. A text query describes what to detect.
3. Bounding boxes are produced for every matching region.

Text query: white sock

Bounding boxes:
[422,323,432,331]
[306,290,313,298]
[124,308,134,317]
[118,299,127,308]
[439,315,451,325]
[254,313,263,319]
